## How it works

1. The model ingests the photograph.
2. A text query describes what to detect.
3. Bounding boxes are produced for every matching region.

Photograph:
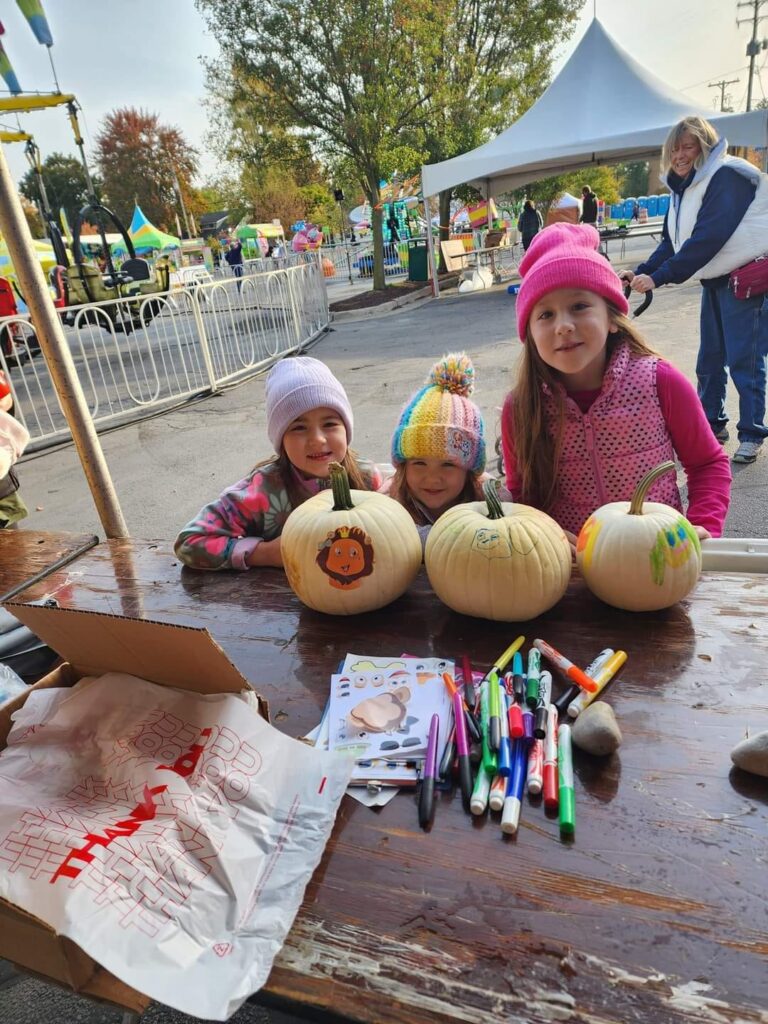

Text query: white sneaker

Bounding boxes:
[732,441,763,464]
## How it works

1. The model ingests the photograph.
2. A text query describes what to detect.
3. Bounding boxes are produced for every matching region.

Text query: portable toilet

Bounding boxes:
[638,196,649,210]
[647,195,659,217]
[624,197,636,219]
[611,202,624,220]
[658,194,670,216]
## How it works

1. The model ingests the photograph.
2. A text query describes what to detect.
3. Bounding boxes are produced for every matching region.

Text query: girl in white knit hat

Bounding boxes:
[174,357,382,570]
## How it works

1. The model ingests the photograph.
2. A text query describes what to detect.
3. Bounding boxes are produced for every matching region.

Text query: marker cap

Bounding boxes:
[542,763,558,810]
[501,797,521,835]
[559,788,575,835]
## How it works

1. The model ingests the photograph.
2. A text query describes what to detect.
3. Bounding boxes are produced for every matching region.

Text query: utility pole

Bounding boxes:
[737,0,768,110]
[708,78,739,111]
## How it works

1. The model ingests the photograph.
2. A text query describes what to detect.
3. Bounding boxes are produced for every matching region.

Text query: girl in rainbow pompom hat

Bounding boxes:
[389,353,487,545]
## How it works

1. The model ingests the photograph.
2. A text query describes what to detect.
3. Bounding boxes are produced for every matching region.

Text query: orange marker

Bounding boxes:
[442,673,482,744]
[532,639,598,694]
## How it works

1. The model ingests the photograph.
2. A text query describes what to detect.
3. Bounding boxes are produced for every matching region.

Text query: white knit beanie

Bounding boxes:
[265,356,354,452]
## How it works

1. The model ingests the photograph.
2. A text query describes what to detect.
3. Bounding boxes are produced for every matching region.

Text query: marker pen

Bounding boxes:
[460,654,477,711]
[497,684,512,777]
[442,672,482,745]
[526,647,541,708]
[505,671,524,738]
[486,635,526,680]
[543,704,559,810]
[501,741,528,834]
[489,772,507,812]
[511,651,526,705]
[534,670,552,739]
[558,723,575,836]
[533,638,598,693]
[418,713,439,829]
[568,651,628,718]
[527,738,544,795]
[521,704,534,743]
[553,649,613,716]
[470,767,492,815]
[480,677,498,777]
[453,690,473,811]
[488,668,501,752]
[438,723,456,780]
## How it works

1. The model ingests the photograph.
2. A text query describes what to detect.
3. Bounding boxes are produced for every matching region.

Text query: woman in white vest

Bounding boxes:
[621,115,768,465]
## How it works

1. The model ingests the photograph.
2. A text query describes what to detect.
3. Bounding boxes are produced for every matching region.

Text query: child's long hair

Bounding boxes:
[254,449,369,510]
[388,463,483,525]
[512,306,659,512]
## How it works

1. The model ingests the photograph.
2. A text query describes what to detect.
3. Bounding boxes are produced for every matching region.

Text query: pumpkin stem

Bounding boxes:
[628,461,677,515]
[329,461,355,511]
[483,477,505,520]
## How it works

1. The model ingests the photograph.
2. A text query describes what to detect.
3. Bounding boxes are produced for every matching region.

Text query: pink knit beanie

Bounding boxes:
[265,356,353,452]
[515,223,628,340]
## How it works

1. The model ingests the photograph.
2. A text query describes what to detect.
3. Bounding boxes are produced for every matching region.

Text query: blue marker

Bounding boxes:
[501,740,528,834]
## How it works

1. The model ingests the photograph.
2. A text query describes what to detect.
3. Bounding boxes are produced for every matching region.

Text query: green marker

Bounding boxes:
[487,668,501,752]
[558,723,575,837]
[480,676,498,776]
[526,648,541,708]
[470,766,492,815]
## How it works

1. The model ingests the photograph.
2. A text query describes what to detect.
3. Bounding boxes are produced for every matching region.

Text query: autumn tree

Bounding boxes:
[510,166,622,216]
[18,151,99,225]
[197,0,438,289]
[94,108,198,231]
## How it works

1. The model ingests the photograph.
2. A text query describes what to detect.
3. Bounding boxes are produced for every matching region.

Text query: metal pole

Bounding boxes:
[423,188,440,298]
[0,145,129,538]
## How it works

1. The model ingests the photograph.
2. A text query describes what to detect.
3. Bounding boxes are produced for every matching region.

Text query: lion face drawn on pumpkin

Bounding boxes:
[316,525,375,589]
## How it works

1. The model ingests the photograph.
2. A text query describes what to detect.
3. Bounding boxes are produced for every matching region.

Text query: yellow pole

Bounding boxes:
[0,145,129,538]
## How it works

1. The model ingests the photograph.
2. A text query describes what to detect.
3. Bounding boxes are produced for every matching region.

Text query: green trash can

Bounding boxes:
[407,238,429,282]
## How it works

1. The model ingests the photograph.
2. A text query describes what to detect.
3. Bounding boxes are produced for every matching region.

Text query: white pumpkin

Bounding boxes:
[281,462,422,615]
[424,480,572,621]
[576,461,702,611]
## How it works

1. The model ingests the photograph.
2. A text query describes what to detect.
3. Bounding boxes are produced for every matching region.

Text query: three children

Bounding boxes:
[176,224,731,571]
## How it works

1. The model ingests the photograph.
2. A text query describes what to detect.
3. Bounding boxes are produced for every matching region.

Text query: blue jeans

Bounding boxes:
[697,282,768,443]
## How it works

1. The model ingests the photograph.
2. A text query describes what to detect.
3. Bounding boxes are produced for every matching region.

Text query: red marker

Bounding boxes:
[543,704,559,810]
[504,671,524,738]
[533,639,598,693]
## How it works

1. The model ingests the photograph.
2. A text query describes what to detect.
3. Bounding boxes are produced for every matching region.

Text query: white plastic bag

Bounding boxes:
[0,673,353,1020]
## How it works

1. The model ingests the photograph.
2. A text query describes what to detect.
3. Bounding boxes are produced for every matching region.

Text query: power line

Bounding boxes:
[708,77,740,110]
[737,0,768,110]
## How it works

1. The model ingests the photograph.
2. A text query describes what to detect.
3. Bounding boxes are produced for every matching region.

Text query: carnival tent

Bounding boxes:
[421,18,768,199]
[114,205,180,254]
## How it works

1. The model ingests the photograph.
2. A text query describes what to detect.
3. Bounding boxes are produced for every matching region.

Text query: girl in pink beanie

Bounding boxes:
[175,356,381,570]
[501,223,731,542]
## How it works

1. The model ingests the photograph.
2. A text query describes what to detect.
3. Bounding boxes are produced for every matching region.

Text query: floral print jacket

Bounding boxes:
[174,457,383,570]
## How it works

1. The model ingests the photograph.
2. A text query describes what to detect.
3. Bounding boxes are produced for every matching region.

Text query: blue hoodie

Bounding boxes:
[635,138,756,289]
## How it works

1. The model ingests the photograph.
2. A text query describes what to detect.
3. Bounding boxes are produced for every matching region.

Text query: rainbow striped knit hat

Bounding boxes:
[391,353,486,473]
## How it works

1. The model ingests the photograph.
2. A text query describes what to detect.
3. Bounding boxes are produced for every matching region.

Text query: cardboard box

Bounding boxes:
[0,603,268,1015]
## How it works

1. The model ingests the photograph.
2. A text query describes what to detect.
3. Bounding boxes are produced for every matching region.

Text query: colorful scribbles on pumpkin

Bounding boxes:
[471,527,512,559]
[649,519,699,585]
[576,514,602,570]
[316,525,374,589]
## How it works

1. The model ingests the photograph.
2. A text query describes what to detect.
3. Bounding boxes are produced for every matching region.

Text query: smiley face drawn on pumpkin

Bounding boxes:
[316,526,375,590]
[471,528,513,559]
[347,686,412,734]
[649,519,699,586]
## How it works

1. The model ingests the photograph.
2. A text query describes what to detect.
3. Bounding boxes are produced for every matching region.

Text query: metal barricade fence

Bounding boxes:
[0,259,330,452]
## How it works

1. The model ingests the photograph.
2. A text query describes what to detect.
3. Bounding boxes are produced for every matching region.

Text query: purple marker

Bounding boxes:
[418,713,440,829]
[453,691,473,811]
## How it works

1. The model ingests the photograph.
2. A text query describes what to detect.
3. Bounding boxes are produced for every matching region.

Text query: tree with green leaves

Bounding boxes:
[197,0,438,289]
[509,166,622,216]
[419,0,582,262]
[18,151,99,226]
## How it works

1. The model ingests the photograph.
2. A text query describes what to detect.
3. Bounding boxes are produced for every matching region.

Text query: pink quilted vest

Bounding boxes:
[544,342,681,535]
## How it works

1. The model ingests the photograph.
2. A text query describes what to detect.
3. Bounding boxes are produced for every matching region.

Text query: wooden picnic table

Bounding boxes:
[0,529,99,603]
[10,538,768,1024]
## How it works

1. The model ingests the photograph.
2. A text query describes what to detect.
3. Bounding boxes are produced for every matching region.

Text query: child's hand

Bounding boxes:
[246,537,284,568]
[693,526,712,542]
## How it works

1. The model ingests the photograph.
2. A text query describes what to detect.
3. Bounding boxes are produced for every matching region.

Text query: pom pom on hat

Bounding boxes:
[515,223,629,341]
[391,352,486,473]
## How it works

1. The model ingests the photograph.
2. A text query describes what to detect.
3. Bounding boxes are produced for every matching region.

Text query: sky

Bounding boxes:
[0,0,763,192]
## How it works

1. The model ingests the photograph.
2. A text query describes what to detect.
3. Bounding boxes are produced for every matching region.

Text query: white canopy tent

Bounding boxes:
[422,18,768,200]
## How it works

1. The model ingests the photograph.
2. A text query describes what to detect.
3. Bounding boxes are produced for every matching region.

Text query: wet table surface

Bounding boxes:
[11,539,768,1024]
[0,529,99,603]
